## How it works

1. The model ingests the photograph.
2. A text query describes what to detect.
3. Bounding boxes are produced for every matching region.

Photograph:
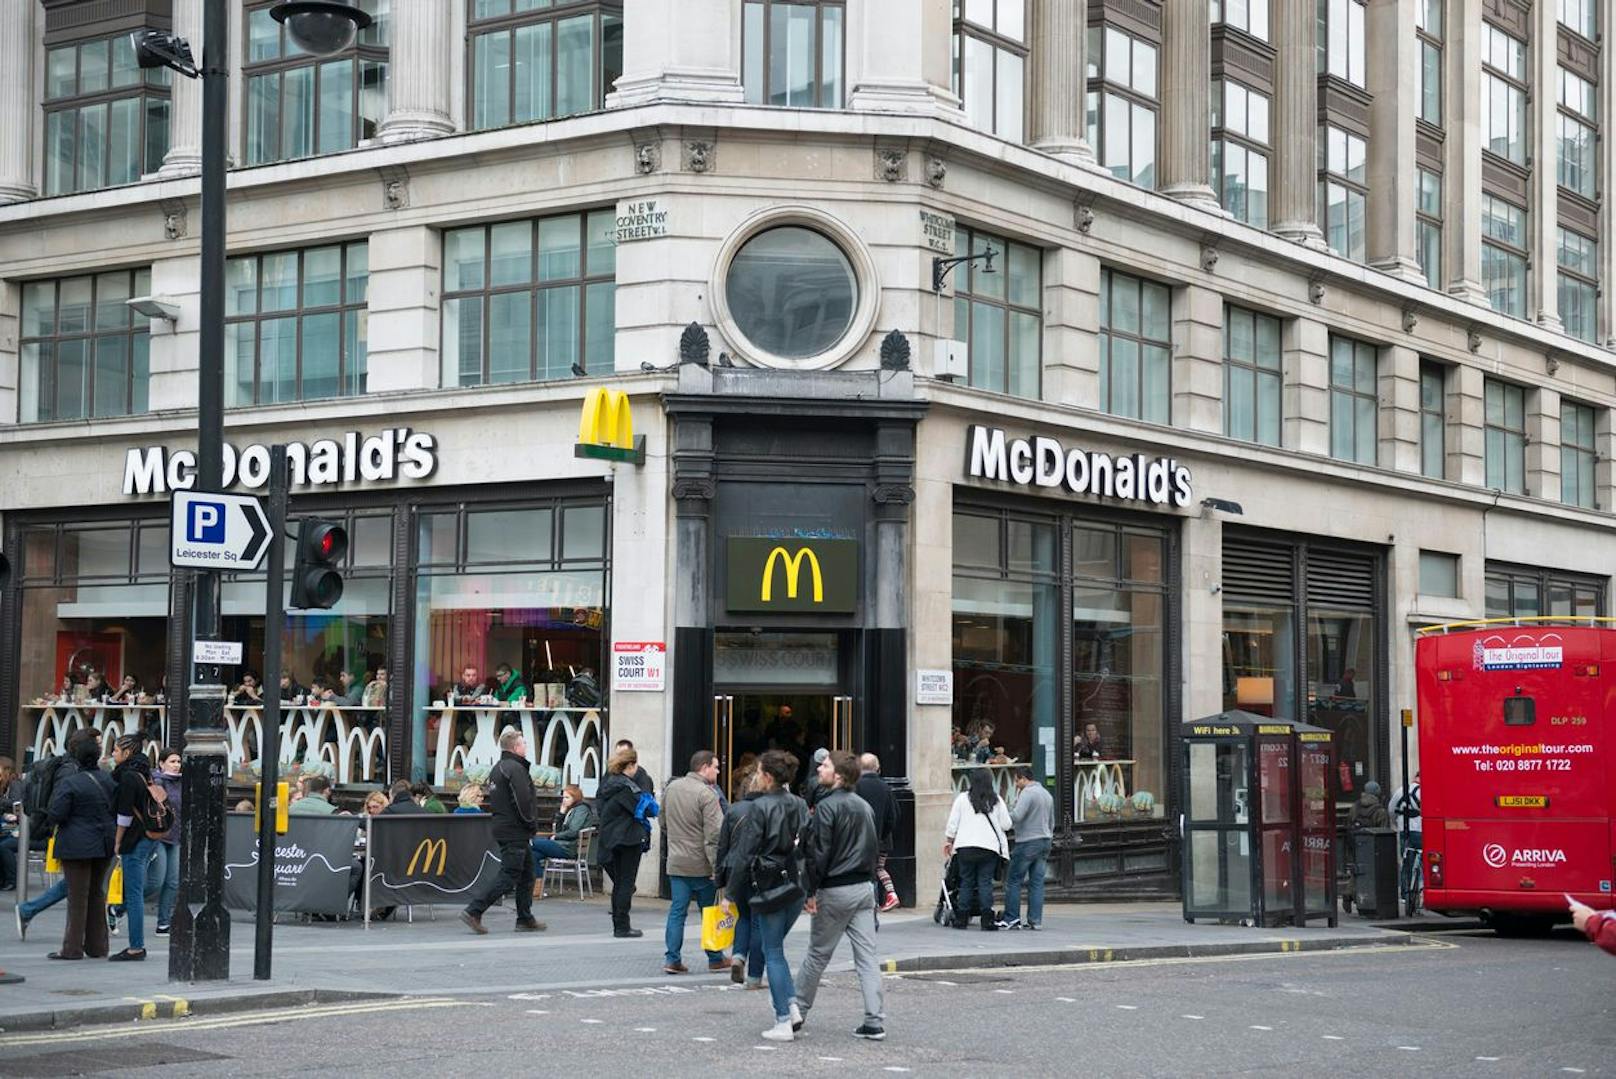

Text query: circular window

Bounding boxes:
[723,226,858,360]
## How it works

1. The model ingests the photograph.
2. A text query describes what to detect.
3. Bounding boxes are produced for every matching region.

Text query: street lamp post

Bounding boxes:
[137,0,371,984]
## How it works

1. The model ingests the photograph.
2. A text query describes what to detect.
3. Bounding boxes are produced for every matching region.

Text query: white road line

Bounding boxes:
[1250,1025,1273,1031]
[1116,1004,1139,1010]
[883,1069,912,1074]
[580,1018,604,1024]
[1396,1046,1421,1052]
[525,1010,550,1016]
[1322,1035,1345,1041]
[993,989,1015,994]
[1562,1068,1586,1074]
[933,979,957,986]
[1181,1014,1205,1021]
[818,1057,844,1063]
[1476,1057,1501,1062]
[753,1045,777,1051]
[1056,997,1076,1003]
[635,1027,657,1032]
[693,1037,716,1043]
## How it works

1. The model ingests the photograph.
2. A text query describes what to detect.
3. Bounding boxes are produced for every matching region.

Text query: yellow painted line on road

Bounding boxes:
[0,997,471,1048]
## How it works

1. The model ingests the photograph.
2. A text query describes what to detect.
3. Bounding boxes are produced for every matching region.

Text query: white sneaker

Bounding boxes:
[790,1001,805,1032]
[762,1020,795,1042]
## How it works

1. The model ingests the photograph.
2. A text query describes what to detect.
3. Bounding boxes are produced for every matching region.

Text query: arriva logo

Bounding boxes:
[1483,844,1567,869]
[1482,844,1508,868]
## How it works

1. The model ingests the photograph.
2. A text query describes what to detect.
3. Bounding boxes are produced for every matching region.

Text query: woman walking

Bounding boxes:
[145,747,183,935]
[724,750,808,1041]
[110,735,163,960]
[944,767,1012,931]
[595,747,651,938]
[715,768,766,988]
[45,732,116,960]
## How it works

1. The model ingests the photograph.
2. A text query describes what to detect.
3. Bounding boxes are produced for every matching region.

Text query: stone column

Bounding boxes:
[609,0,744,106]
[1376,345,1422,474]
[1531,0,1561,331]
[1040,247,1101,408]
[848,0,957,114]
[365,226,441,392]
[156,0,203,175]
[1182,510,1224,721]
[1271,0,1325,247]
[1158,0,1219,210]
[1027,0,1095,163]
[1444,0,1486,302]
[377,0,455,142]
[1446,364,1485,486]
[0,0,38,201]
[1525,387,1562,500]
[1281,315,1330,455]
[1171,283,1223,434]
[1365,0,1422,281]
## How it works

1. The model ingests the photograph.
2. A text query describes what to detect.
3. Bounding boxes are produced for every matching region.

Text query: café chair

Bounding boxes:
[542,827,596,897]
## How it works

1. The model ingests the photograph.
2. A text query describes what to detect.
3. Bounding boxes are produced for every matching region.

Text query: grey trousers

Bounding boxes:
[793,881,885,1025]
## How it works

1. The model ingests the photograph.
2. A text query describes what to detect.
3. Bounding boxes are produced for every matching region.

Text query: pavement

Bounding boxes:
[0,883,1416,1034]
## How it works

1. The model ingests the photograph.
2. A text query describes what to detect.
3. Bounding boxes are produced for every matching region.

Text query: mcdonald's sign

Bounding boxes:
[407,837,449,876]
[575,387,646,464]
[726,537,858,613]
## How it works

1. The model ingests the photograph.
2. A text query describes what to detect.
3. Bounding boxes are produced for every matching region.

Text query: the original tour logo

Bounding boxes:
[1473,633,1564,671]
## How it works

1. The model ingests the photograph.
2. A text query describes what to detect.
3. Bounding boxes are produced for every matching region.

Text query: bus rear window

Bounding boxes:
[1503,696,1535,726]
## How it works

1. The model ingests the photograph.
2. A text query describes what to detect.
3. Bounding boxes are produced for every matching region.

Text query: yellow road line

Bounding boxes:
[0,997,469,1048]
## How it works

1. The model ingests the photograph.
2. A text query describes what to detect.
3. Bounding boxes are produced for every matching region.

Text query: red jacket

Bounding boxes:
[1584,910,1616,956]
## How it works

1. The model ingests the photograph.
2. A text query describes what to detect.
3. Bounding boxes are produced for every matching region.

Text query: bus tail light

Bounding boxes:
[1426,850,1443,887]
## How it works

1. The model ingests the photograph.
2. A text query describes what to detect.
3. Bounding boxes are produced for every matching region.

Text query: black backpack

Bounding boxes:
[22,753,72,835]
[137,779,174,839]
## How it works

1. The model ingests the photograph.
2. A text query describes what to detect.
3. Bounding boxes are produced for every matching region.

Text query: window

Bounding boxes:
[224,242,368,406]
[1317,0,1367,87]
[470,1,624,129]
[1482,23,1527,165]
[1416,169,1442,289]
[43,34,170,196]
[952,228,1041,397]
[1328,336,1376,465]
[1484,379,1526,494]
[1558,228,1598,344]
[1482,195,1527,318]
[1486,563,1604,618]
[245,0,388,164]
[1319,125,1367,262]
[1098,269,1170,424]
[441,209,615,387]
[1561,400,1597,508]
[1224,306,1281,446]
[19,269,152,423]
[1212,0,1270,41]
[729,226,857,360]
[1416,0,1442,125]
[1557,68,1597,198]
[1086,25,1158,188]
[742,1,844,109]
[1560,0,1597,39]
[1211,79,1270,227]
[1419,361,1445,479]
[1418,551,1458,597]
[952,0,1025,140]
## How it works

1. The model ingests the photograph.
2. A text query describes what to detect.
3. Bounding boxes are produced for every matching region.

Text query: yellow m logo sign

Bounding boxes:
[761,546,824,604]
[578,387,634,449]
[407,837,448,876]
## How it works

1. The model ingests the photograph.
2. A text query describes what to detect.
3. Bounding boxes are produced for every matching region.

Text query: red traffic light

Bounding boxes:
[290,519,347,610]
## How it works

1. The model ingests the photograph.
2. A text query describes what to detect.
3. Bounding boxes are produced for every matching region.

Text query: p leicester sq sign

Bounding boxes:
[966,425,1194,509]
[170,490,271,571]
[726,538,859,614]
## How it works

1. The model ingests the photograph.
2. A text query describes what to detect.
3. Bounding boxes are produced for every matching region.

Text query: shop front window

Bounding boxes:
[1306,611,1374,790]
[1222,607,1296,719]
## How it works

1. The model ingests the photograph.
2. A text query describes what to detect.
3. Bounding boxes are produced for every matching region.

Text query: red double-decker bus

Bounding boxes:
[1416,620,1614,934]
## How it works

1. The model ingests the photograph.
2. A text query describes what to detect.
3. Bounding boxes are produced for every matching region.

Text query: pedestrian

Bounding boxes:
[1000,766,1052,930]
[110,734,167,961]
[614,739,655,794]
[1350,780,1390,830]
[723,749,808,1042]
[662,749,727,974]
[1570,897,1616,956]
[46,731,116,961]
[943,766,1012,931]
[16,730,99,940]
[461,729,545,934]
[804,748,830,807]
[144,747,183,936]
[854,753,901,912]
[1390,771,1422,905]
[793,750,886,1041]
[595,745,652,938]
[716,768,766,987]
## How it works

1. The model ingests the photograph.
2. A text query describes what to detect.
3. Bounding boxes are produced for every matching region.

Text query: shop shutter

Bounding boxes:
[1221,540,1296,605]
[1305,548,1376,611]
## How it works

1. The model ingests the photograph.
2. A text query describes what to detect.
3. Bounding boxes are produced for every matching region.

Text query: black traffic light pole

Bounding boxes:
[254,446,290,980]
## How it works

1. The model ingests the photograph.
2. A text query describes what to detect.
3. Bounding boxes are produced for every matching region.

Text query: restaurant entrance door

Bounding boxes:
[710,692,854,800]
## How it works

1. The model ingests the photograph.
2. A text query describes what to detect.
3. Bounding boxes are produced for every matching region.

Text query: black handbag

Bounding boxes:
[748,854,804,914]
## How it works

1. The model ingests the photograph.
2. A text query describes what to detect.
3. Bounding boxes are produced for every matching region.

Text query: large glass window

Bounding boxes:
[1328,336,1377,465]
[1098,269,1170,424]
[19,269,153,423]
[1307,609,1374,788]
[1318,125,1366,262]
[1224,305,1281,446]
[951,227,1040,397]
[1416,0,1442,124]
[1486,563,1604,618]
[1482,194,1528,318]
[952,0,1026,141]
[1483,23,1527,165]
[1211,79,1270,227]
[43,34,170,195]
[1416,168,1442,289]
[1561,400,1597,508]
[742,1,844,109]
[1317,0,1367,87]
[1484,379,1526,494]
[441,209,616,386]
[1557,67,1598,199]
[1212,0,1270,41]
[1560,0,1597,39]
[728,225,858,360]
[470,0,624,129]
[1086,25,1158,188]
[1419,361,1445,480]
[1558,227,1598,344]
[244,0,389,164]
[224,243,369,406]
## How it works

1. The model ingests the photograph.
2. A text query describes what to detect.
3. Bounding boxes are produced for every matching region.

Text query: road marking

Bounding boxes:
[932,979,957,986]
[1181,1014,1205,1021]
[894,938,1453,981]
[753,1045,777,1051]
[992,989,1015,994]
[1250,1025,1273,1031]
[1056,997,1076,1003]
[525,1010,550,1016]
[818,1057,843,1063]
[1116,1004,1139,1010]
[1476,1057,1501,1062]
[580,1018,604,1024]
[1396,1046,1421,1052]
[883,1069,912,1074]
[1562,1069,1586,1074]
[635,1027,657,1033]
[693,1037,716,1043]
[0,999,469,1048]
[1322,1035,1345,1041]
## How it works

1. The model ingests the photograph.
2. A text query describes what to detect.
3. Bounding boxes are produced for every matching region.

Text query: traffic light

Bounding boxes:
[289,519,347,610]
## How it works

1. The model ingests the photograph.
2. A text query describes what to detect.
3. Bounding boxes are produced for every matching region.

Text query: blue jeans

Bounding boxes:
[1003,838,1050,925]
[732,904,765,981]
[665,875,724,967]
[120,837,158,950]
[757,899,803,1022]
[144,840,180,927]
[20,876,68,921]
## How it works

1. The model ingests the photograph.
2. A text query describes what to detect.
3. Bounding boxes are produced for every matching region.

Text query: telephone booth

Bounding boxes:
[1181,710,1338,927]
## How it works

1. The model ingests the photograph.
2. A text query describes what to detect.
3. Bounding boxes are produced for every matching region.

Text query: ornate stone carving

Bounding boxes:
[1308,273,1327,305]
[679,322,711,366]
[634,140,660,175]
[875,147,907,182]
[683,140,714,173]
[1199,244,1219,273]
[1467,327,1484,353]
[378,165,409,210]
[1402,307,1419,333]
[1546,354,1561,376]
[879,329,911,371]
[1074,195,1097,233]
[926,156,947,189]
[672,478,716,502]
[159,199,187,241]
[872,484,916,505]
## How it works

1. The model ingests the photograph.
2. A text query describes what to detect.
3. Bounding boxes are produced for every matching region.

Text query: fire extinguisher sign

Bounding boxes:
[613,641,666,692]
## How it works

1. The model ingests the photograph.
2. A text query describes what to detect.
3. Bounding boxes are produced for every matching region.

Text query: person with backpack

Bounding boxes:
[109,735,170,961]
[45,732,116,960]
[943,767,1012,931]
[144,748,183,935]
[15,730,99,939]
[594,746,656,938]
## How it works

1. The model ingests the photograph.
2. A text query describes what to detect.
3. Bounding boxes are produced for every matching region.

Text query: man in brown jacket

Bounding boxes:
[662,749,726,974]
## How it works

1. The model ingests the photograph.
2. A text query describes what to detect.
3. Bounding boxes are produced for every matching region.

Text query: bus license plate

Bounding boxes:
[1496,795,1549,808]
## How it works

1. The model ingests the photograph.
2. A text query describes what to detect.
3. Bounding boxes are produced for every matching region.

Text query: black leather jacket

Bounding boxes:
[486,751,538,842]
[724,788,806,905]
[800,786,878,894]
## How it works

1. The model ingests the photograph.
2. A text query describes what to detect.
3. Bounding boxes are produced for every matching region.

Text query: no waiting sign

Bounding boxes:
[613,641,666,692]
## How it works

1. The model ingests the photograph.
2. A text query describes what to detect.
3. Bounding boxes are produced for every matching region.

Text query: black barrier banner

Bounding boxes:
[222,812,358,916]
[366,814,502,907]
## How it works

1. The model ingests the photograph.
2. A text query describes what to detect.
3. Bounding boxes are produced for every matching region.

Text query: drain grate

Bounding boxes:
[5,1043,230,1076]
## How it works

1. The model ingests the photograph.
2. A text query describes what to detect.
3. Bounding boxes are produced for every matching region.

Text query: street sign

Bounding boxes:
[194,640,244,665]
[613,641,666,692]
[170,490,271,570]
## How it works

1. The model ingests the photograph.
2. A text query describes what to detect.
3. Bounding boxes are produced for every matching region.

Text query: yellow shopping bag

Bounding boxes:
[701,904,737,953]
[44,834,61,874]
[107,861,124,906]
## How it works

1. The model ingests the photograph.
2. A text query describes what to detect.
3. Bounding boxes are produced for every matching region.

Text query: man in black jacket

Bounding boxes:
[792,750,886,1041]
[854,753,901,912]
[461,730,545,934]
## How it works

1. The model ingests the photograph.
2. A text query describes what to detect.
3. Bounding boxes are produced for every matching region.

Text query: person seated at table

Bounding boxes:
[1075,722,1105,761]
[449,665,485,704]
[289,774,338,815]
[280,671,306,703]
[230,672,264,706]
[951,728,972,761]
[380,779,428,815]
[411,781,448,814]
[362,668,388,708]
[107,675,140,704]
[455,784,486,813]
[362,790,389,816]
[491,663,528,704]
[56,674,75,701]
[531,784,595,867]
[307,678,334,705]
[333,670,364,707]
[83,671,113,702]
[964,721,997,764]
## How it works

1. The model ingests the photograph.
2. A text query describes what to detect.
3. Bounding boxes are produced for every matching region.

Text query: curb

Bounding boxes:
[0,988,395,1035]
[879,933,1416,974]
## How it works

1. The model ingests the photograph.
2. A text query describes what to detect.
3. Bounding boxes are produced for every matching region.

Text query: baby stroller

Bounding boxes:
[931,854,962,926]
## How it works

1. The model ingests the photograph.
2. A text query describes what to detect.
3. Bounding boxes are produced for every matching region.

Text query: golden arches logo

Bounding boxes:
[761,546,823,604]
[578,387,634,449]
[407,838,448,876]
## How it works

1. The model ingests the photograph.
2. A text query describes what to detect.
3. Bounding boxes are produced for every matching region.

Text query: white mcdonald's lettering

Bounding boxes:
[965,425,1193,508]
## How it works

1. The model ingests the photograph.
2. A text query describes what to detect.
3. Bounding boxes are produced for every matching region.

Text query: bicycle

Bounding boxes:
[1397,831,1423,917]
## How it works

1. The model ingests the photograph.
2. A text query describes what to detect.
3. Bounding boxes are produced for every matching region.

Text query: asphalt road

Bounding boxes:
[3,927,1611,1077]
